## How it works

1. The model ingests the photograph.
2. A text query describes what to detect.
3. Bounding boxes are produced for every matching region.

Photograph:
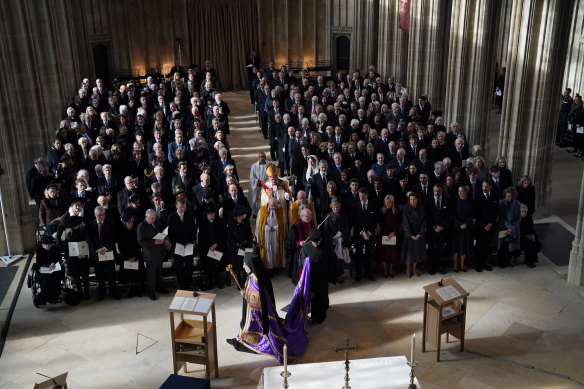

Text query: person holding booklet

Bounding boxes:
[137,209,169,300]
[375,195,401,278]
[197,206,228,290]
[87,206,119,300]
[168,198,198,291]
[56,197,91,299]
[117,210,145,297]
[33,235,65,306]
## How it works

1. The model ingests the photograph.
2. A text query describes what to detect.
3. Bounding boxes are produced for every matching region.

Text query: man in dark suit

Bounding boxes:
[137,208,168,300]
[223,183,252,222]
[387,148,409,174]
[414,148,434,173]
[447,138,468,168]
[97,164,120,199]
[86,206,119,300]
[167,198,198,290]
[202,59,218,85]
[117,176,145,215]
[197,206,228,289]
[342,179,361,211]
[171,161,193,198]
[351,187,378,281]
[417,96,432,124]
[428,161,445,187]
[474,180,498,272]
[290,145,310,189]
[191,173,215,211]
[413,172,431,202]
[369,178,386,209]
[425,184,449,275]
[310,160,334,221]
[26,157,44,199]
[464,168,480,200]
[147,166,173,205]
[489,166,503,200]
[444,122,462,149]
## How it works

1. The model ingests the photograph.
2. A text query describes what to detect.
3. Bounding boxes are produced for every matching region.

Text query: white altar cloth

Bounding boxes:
[259,356,420,389]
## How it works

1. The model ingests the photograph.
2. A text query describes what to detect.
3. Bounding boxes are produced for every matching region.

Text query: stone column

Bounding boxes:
[377,0,408,84]
[0,0,80,254]
[497,0,573,210]
[406,0,451,110]
[568,170,584,286]
[443,0,498,146]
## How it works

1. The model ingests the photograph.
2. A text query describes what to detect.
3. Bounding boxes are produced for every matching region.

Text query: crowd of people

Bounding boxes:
[25,59,542,313]
[248,62,541,290]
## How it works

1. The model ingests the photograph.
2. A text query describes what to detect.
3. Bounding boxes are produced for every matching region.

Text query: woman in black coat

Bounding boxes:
[518,203,539,268]
[227,206,254,285]
[516,175,536,216]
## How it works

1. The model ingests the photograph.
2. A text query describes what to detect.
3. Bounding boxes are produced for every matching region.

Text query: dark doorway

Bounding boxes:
[93,44,110,87]
[336,36,350,71]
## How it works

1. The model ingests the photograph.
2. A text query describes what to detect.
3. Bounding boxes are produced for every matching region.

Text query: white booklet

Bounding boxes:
[174,243,194,257]
[207,250,223,261]
[237,248,254,256]
[435,285,461,301]
[68,241,89,257]
[124,260,139,270]
[382,236,397,245]
[169,296,197,312]
[39,262,62,274]
[194,298,213,314]
[498,230,508,239]
[153,232,168,240]
[98,250,115,262]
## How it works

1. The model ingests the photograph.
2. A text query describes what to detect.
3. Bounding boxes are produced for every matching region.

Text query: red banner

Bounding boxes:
[399,0,410,31]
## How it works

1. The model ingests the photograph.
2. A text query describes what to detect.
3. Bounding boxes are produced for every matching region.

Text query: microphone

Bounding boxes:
[438,274,451,287]
[36,372,62,389]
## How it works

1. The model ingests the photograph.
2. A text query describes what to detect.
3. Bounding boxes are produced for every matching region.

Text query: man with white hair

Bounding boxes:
[213,93,230,116]
[256,197,286,269]
[137,209,168,300]
[288,190,316,226]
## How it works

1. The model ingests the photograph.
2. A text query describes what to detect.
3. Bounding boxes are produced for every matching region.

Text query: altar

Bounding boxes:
[258,356,420,389]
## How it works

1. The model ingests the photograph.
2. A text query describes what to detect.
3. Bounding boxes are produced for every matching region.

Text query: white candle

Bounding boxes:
[411,333,415,363]
[283,344,288,373]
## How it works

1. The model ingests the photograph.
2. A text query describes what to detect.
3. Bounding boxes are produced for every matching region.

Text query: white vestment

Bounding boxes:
[248,162,268,215]
[264,210,279,269]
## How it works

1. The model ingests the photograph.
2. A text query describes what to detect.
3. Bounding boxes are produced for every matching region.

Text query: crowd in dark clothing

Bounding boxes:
[25,62,543,304]
[26,63,259,301]
[248,64,541,280]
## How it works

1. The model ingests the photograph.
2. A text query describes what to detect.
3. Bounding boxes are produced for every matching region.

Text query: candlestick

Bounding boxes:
[410,333,415,364]
[283,345,288,374]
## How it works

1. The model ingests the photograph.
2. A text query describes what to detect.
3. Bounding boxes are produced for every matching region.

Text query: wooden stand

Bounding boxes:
[422,278,469,361]
[168,290,219,379]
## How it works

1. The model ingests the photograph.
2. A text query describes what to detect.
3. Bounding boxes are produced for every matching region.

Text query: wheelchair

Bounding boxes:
[28,263,81,308]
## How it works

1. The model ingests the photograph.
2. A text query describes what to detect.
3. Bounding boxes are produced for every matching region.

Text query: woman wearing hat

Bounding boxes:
[227,205,254,285]
[33,236,65,306]
[117,210,144,297]
[56,197,91,299]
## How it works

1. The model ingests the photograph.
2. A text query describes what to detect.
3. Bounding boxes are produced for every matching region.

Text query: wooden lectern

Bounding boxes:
[422,278,469,361]
[168,290,219,379]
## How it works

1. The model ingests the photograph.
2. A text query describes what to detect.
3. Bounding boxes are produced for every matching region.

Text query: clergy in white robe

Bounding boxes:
[248,152,268,217]
[256,197,286,269]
